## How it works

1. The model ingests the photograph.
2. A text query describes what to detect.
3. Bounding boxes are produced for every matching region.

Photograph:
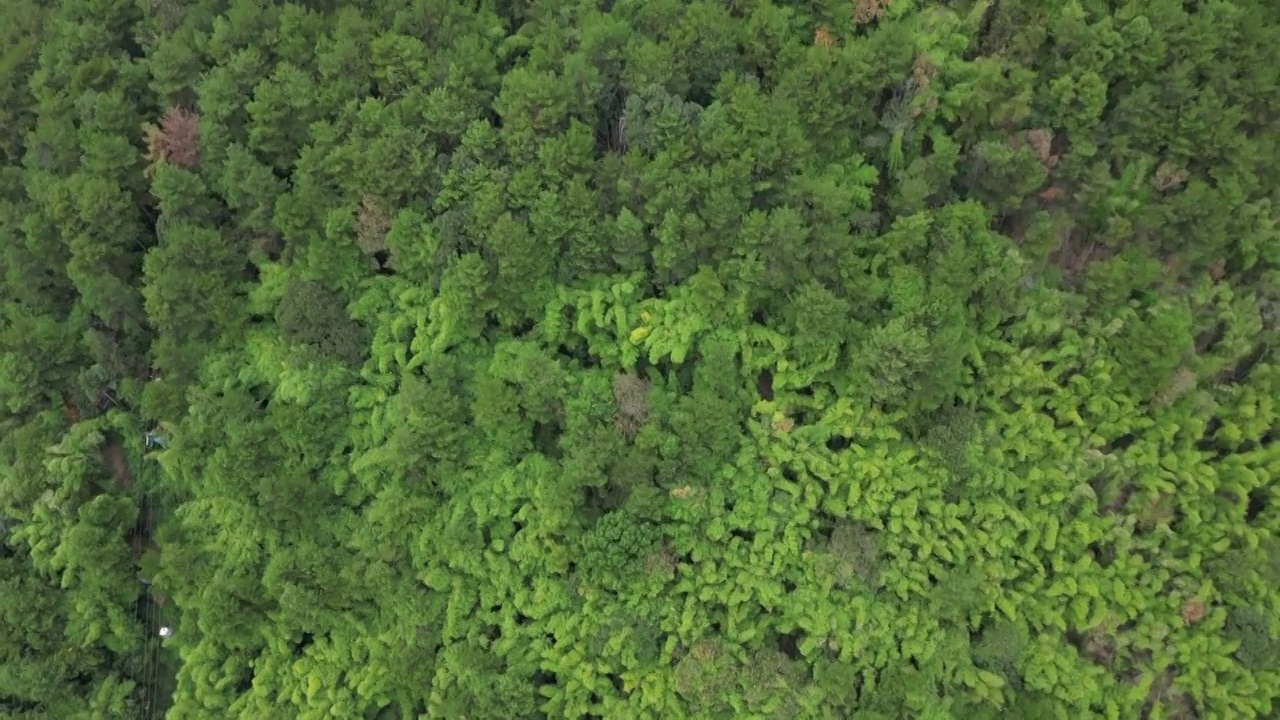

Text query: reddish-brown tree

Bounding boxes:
[144,106,200,172]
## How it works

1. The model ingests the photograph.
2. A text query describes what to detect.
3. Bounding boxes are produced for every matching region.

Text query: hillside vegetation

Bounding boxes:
[0,0,1277,718]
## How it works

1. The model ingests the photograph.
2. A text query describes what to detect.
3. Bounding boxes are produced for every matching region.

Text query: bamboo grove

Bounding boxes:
[0,0,1276,718]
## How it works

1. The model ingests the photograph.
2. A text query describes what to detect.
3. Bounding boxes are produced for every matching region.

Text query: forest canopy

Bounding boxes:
[0,0,1277,718]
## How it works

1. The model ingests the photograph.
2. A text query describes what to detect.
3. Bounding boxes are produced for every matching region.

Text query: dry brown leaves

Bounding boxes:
[1039,186,1067,203]
[356,194,393,255]
[854,0,889,25]
[911,53,936,91]
[1152,368,1197,409]
[1181,598,1206,626]
[1154,162,1189,192]
[612,372,650,438]
[1208,259,1227,281]
[772,414,795,435]
[144,106,200,171]
[1010,128,1059,169]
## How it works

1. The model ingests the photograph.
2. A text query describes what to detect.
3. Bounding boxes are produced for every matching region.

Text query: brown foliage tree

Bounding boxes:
[612,372,649,438]
[854,0,889,25]
[356,194,392,256]
[144,106,200,173]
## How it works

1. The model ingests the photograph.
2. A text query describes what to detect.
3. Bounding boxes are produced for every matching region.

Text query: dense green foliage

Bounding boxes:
[1,0,1278,717]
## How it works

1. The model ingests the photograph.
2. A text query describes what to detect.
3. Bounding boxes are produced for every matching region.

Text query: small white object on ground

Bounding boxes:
[159,626,172,638]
